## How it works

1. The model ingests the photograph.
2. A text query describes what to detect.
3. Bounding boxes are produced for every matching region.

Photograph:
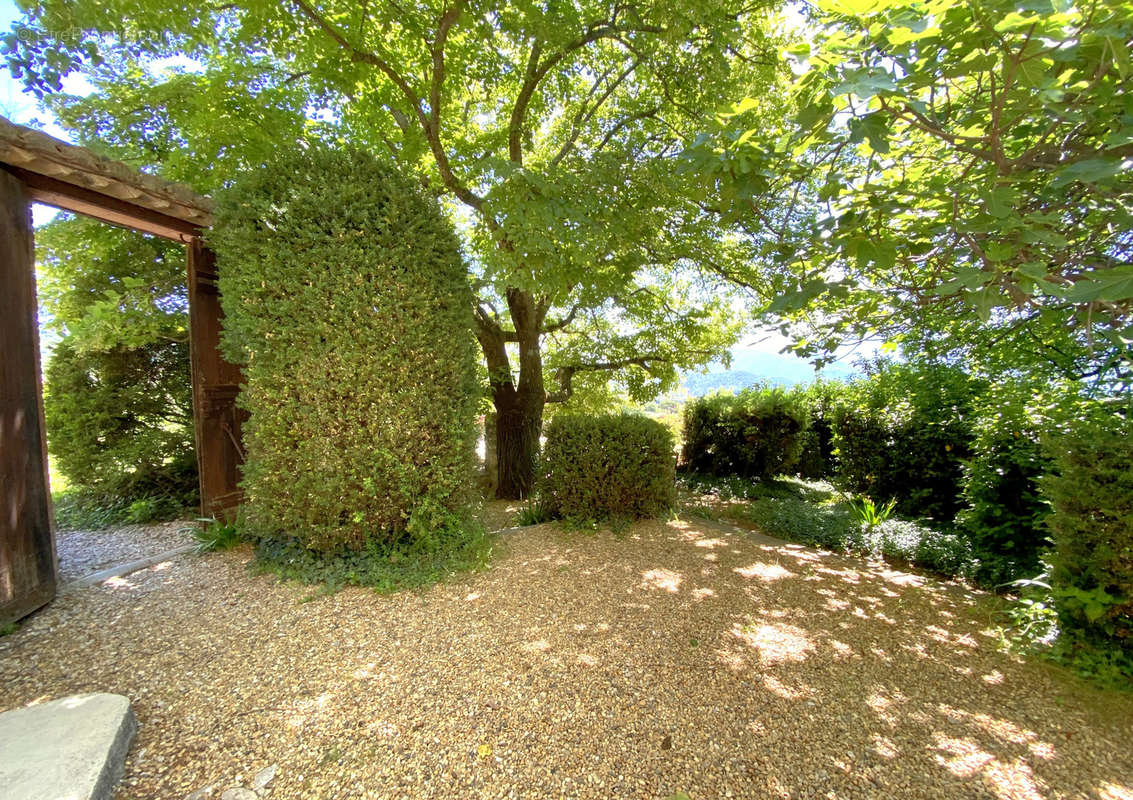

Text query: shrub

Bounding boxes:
[832,361,980,522]
[1042,409,1133,653]
[958,384,1052,586]
[537,413,676,522]
[681,386,809,479]
[45,338,198,521]
[211,146,479,554]
[796,381,843,480]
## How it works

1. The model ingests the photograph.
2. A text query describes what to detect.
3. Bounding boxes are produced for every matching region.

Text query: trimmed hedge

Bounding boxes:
[796,381,843,480]
[1043,410,1133,650]
[538,413,676,521]
[832,363,979,522]
[681,387,809,480]
[45,338,198,513]
[211,146,479,554]
[958,385,1051,586]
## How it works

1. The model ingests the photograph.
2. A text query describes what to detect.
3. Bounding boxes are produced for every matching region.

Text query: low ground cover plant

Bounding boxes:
[682,475,975,579]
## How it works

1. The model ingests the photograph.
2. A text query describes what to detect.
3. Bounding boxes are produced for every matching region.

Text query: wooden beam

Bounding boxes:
[0,169,57,625]
[5,167,202,241]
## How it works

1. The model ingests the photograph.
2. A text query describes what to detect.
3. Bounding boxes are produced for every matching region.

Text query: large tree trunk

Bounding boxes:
[494,390,543,499]
[475,287,548,500]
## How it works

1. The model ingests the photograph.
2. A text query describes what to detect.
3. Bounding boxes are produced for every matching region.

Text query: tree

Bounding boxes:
[6,0,781,497]
[682,0,1133,386]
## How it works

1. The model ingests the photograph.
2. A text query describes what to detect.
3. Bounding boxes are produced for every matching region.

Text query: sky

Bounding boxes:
[0,0,867,386]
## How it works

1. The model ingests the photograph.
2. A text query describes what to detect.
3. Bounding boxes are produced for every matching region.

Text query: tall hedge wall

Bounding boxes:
[1043,410,1133,651]
[211,146,479,553]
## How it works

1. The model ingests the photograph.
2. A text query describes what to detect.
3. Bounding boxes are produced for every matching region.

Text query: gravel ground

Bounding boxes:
[55,520,196,583]
[2,517,1131,800]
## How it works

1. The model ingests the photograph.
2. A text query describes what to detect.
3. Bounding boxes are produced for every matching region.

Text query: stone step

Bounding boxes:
[0,693,136,800]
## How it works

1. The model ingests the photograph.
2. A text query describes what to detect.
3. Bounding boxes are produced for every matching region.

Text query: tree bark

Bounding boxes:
[494,390,543,499]
[475,287,547,500]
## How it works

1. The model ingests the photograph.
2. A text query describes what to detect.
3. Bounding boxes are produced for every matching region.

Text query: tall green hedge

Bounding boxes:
[681,387,809,480]
[1042,410,1133,651]
[958,384,1051,586]
[832,363,979,522]
[538,413,676,521]
[211,146,479,553]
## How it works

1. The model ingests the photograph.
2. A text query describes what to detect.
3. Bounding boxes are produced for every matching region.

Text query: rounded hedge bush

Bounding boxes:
[538,413,676,521]
[211,146,479,553]
[45,337,198,511]
[681,386,809,480]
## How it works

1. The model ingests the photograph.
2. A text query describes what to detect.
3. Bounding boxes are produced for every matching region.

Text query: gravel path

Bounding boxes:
[2,518,1130,800]
[55,521,196,583]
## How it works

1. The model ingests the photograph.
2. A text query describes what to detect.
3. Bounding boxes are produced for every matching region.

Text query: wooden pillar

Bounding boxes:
[187,238,246,520]
[0,168,56,624]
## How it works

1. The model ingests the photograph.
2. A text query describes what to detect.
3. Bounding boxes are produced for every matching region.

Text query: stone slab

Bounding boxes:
[0,693,136,800]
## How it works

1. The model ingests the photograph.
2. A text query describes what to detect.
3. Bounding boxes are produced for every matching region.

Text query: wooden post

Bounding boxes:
[0,168,56,624]
[187,238,246,520]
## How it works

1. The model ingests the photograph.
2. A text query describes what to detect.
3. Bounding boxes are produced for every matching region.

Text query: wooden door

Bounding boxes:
[187,238,246,520]
[0,168,56,625]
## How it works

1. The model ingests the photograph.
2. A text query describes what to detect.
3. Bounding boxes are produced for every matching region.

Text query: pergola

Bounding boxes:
[0,116,244,624]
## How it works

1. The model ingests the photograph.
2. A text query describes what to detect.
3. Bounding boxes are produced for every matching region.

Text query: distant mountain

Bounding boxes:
[681,370,761,396]
[678,346,863,398]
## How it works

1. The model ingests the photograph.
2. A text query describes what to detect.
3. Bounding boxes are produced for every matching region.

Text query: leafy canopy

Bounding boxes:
[6,0,786,400]
[684,0,1133,382]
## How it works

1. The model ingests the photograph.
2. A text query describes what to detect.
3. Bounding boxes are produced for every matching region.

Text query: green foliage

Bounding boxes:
[0,622,19,637]
[717,477,972,578]
[848,496,896,527]
[515,502,556,527]
[6,2,774,498]
[45,339,197,513]
[537,413,677,523]
[681,386,810,480]
[190,518,243,554]
[958,384,1054,586]
[831,362,980,522]
[252,525,494,595]
[1042,409,1133,653]
[685,0,1133,382]
[211,145,479,554]
[796,381,843,480]
[37,216,197,521]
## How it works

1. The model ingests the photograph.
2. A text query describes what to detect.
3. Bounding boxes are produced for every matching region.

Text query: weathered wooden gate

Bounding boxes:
[0,117,244,624]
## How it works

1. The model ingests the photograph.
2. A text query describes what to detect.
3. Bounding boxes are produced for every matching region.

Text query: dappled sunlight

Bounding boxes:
[761,673,814,701]
[1099,783,1133,800]
[731,620,814,666]
[693,537,727,549]
[691,587,715,602]
[871,733,900,759]
[933,736,1047,800]
[522,639,551,653]
[640,568,683,593]
[734,561,794,582]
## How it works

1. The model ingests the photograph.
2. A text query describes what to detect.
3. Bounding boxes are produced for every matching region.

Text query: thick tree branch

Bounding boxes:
[546,351,708,403]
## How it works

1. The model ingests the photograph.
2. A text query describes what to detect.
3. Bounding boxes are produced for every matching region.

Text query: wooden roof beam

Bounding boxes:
[7,167,203,241]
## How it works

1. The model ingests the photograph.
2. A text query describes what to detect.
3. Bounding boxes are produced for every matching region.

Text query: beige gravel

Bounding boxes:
[55,520,195,583]
[2,517,1131,800]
